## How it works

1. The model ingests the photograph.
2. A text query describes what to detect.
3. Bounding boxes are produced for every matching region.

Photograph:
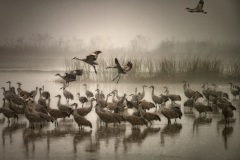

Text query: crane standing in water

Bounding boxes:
[106,58,133,83]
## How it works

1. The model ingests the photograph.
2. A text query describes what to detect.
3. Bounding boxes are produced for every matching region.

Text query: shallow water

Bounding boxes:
[0,71,240,160]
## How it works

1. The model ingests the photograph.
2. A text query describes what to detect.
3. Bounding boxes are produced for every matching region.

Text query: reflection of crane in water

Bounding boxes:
[192,116,212,136]
[73,130,92,153]
[222,125,233,150]
[95,125,126,153]
[2,122,27,148]
[160,123,182,146]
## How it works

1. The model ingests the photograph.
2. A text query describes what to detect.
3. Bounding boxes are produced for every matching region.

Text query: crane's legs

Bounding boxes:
[112,74,120,81]
[116,74,121,84]
[92,65,97,74]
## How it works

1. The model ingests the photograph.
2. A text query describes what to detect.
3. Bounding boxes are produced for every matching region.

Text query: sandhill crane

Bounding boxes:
[149,86,163,109]
[222,105,235,124]
[229,82,239,99]
[30,87,38,100]
[23,101,42,129]
[41,86,51,99]
[122,108,148,128]
[95,103,120,128]
[60,85,74,103]
[96,93,112,108]
[137,85,148,101]
[183,82,196,99]
[1,87,13,101]
[161,106,182,124]
[164,88,181,104]
[76,93,88,107]
[11,94,25,106]
[113,89,122,100]
[1,98,18,124]
[186,0,207,14]
[55,73,76,86]
[134,103,161,126]
[83,84,93,99]
[55,95,73,117]
[139,100,156,110]
[76,98,96,116]
[16,82,23,95]
[9,98,24,114]
[105,58,133,83]
[46,98,69,126]
[193,91,212,116]
[159,94,169,105]
[6,81,11,90]
[130,88,138,102]
[38,88,47,107]
[201,84,211,101]
[29,100,54,123]
[72,50,102,74]
[71,103,92,129]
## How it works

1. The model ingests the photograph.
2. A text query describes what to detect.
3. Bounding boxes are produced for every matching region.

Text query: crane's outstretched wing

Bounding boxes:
[123,61,133,72]
[115,58,125,73]
[86,54,97,63]
[196,0,204,10]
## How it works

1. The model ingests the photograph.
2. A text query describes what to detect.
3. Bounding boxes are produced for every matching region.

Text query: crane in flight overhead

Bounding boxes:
[186,0,207,14]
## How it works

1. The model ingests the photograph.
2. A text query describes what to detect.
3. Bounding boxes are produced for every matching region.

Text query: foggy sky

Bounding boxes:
[0,0,239,48]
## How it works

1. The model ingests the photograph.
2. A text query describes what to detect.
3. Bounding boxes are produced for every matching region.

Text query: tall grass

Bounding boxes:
[64,56,240,83]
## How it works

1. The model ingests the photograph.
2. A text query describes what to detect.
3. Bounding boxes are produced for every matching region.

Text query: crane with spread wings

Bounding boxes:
[186,0,207,14]
[106,58,133,83]
[72,50,102,74]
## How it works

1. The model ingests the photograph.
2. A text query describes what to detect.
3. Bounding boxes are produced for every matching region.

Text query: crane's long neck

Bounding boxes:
[112,92,116,102]
[47,100,51,111]
[106,95,110,103]
[142,86,145,95]
[135,88,137,95]
[84,85,87,91]
[115,90,119,97]
[39,89,42,98]
[8,82,11,90]
[89,100,94,110]
[2,99,5,108]
[151,87,155,96]
[57,97,61,106]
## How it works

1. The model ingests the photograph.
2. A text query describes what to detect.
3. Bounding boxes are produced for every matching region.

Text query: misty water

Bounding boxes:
[0,71,239,160]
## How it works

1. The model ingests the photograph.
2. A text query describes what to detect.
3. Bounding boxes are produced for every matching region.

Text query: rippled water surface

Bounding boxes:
[0,71,240,160]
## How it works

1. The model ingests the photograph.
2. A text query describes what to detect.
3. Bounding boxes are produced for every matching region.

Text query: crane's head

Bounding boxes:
[55,95,61,98]
[1,87,4,90]
[149,85,154,88]
[72,57,77,60]
[94,50,102,54]
[128,94,134,96]
[91,98,96,101]
[16,82,22,86]
[82,84,87,86]
[70,103,78,108]
[55,73,61,76]
[76,93,80,96]
[6,81,11,84]
[95,89,99,92]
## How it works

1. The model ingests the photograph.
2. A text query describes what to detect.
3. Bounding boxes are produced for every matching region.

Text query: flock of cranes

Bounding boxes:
[1,80,239,131]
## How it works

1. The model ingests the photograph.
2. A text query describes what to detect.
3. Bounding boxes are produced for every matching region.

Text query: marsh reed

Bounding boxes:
[63,56,240,83]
